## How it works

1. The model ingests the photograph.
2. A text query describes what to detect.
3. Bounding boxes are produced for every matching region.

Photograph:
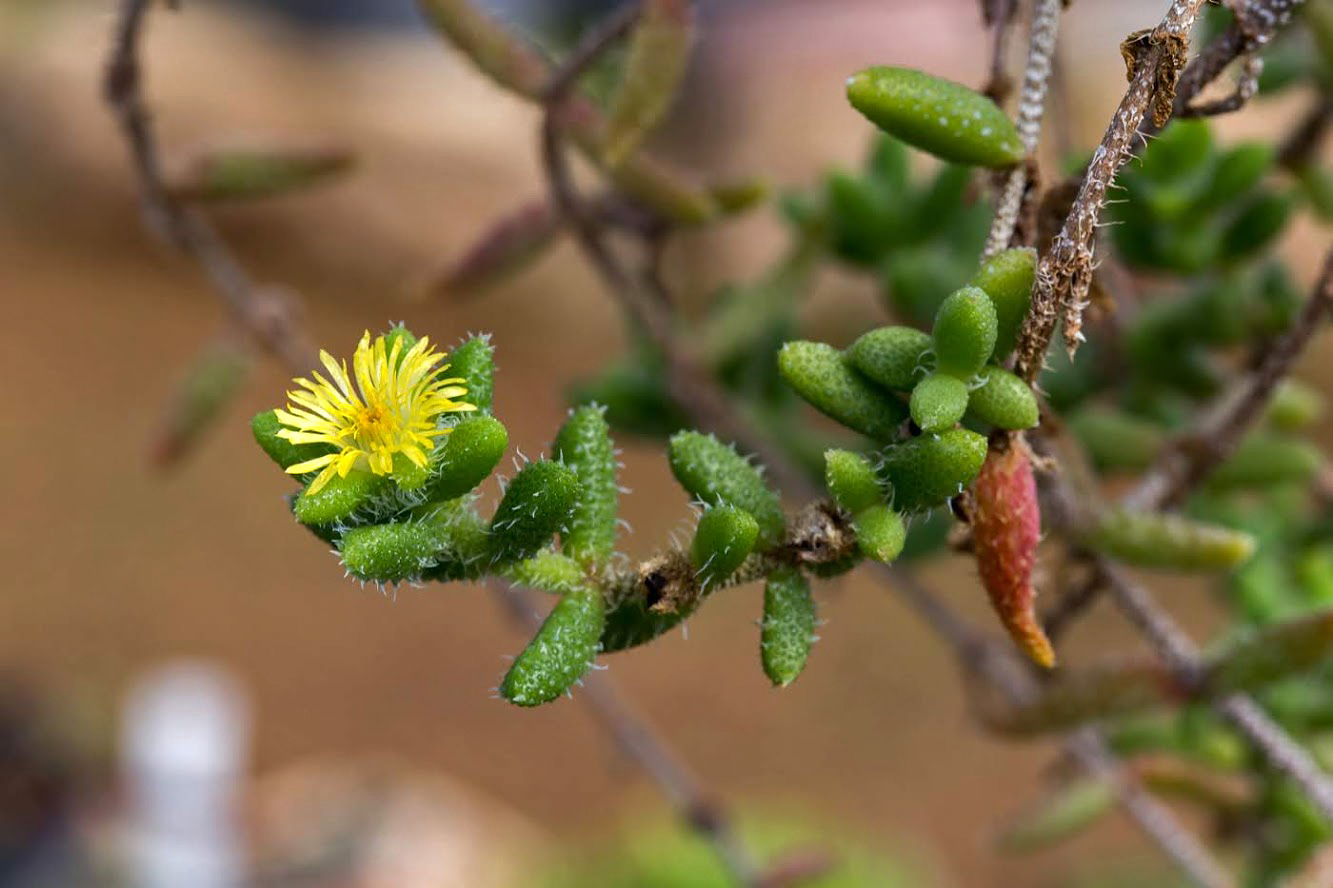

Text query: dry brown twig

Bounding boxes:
[1013,0,1205,380]
[104,0,316,375]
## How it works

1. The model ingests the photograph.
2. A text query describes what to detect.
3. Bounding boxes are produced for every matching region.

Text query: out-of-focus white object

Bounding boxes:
[121,661,250,888]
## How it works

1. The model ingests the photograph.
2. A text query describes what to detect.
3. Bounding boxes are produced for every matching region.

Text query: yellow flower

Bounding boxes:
[275,331,475,495]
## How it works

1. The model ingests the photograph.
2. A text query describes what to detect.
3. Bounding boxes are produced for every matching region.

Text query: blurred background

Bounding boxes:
[0,0,1328,885]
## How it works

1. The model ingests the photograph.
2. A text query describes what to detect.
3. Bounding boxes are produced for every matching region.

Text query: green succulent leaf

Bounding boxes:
[824,449,883,514]
[877,428,988,513]
[909,371,969,432]
[487,460,580,565]
[340,520,442,583]
[691,505,760,590]
[846,325,933,392]
[1083,509,1257,572]
[845,66,1025,167]
[853,505,907,563]
[668,431,785,546]
[761,567,816,687]
[968,247,1035,360]
[966,366,1038,430]
[932,286,998,378]
[777,341,910,443]
[553,405,619,566]
[449,335,496,414]
[423,414,509,503]
[500,584,605,707]
[293,470,391,527]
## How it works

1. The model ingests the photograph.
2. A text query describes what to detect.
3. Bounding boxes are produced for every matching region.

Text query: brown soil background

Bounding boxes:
[0,1,1328,885]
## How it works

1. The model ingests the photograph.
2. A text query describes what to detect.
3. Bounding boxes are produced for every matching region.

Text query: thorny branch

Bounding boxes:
[104,0,316,374]
[1012,0,1206,381]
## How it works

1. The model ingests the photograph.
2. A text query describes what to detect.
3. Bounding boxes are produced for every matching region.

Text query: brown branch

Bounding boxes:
[1124,246,1333,511]
[103,0,316,374]
[1012,0,1204,381]
[984,0,1063,258]
[1170,0,1306,125]
[536,8,815,499]
[878,563,1232,888]
[1278,95,1333,170]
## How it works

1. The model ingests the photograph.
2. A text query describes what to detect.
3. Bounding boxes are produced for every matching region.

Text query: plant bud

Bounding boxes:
[778,341,910,443]
[486,460,580,565]
[668,431,785,546]
[854,505,906,563]
[824,449,882,514]
[877,428,988,513]
[152,342,250,467]
[966,366,1038,430]
[972,442,1053,668]
[932,286,998,378]
[692,505,760,590]
[969,247,1035,359]
[846,325,933,392]
[910,372,969,432]
[845,66,1025,167]
[553,406,619,566]
[761,567,816,687]
[500,585,605,706]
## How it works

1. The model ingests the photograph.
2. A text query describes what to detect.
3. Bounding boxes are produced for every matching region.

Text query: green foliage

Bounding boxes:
[487,460,580,565]
[691,505,759,590]
[340,520,442,584]
[293,470,391,527]
[877,428,988,513]
[853,505,906,563]
[449,334,496,413]
[553,405,619,566]
[668,431,785,546]
[909,372,969,432]
[527,815,929,888]
[1109,120,1291,274]
[931,286,997,378]
[500,583,605,706]
[1083,509,1257,572]
[845,66,1024,167]
[965,366,1038,430]
[824,449,882,514]
[761,567,816,686]
[777,341,910,443]
[846,326,933,391]
[968,247,1035,359]
[423,415,510,502]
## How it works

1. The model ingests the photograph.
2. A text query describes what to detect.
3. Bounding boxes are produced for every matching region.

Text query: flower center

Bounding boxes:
[353,403,399,449]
